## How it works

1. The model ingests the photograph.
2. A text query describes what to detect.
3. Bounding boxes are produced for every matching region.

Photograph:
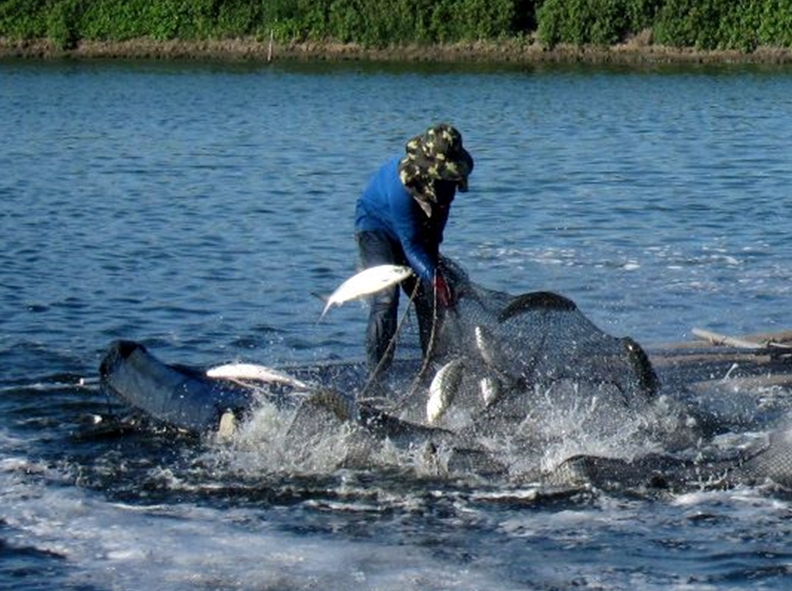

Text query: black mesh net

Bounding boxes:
[389,258,659,432]
[97,258,792,489]
[381,258,792,489]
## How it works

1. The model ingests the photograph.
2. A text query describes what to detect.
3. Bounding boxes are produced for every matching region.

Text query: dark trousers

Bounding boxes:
[356,230,434,372]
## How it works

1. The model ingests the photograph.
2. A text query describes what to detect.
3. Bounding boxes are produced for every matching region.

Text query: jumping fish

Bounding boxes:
[426,358,465,424]
[319,265,414,320]
[206,363,309,389]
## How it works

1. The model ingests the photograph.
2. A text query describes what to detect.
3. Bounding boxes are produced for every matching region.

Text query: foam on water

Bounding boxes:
[0,448,525,591]
[211,399,359,474]
[3,406,792,591]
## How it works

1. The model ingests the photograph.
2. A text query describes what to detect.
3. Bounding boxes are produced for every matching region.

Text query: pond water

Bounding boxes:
[2,58,792,590]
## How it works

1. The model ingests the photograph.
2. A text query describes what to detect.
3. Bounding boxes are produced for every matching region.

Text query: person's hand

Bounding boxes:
[432,273,455,309]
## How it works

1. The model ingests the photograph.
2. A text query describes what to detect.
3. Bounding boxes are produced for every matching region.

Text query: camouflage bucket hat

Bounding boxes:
[398,123,474,215]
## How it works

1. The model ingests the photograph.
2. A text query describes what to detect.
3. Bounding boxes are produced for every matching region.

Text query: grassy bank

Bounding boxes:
[2,0,792,64]
[5,37,792,65]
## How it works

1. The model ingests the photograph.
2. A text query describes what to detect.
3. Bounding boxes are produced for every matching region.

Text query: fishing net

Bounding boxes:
[380,258,659,431]
[96,256,792,488]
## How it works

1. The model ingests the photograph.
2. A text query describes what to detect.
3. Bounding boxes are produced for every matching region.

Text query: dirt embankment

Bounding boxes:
[4,36,792,65]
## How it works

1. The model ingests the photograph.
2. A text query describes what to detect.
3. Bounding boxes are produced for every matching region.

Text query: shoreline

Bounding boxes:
[4,37,792,66]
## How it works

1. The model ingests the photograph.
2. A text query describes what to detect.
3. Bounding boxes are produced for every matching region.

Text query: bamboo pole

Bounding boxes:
[692,328,765,349]
[692,327,792,350]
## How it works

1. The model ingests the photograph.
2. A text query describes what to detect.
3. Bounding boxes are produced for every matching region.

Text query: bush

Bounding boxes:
[46,0,84,50]
[649,0,783,51]
[537,0,659,47]
[324,0,519,46]
[433,0,517,41]
[750,0,792,48]
[1,0,792,53]
[0,0,49,38]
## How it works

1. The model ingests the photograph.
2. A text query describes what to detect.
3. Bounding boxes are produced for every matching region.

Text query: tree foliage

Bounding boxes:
[537,0,792,50]
[1,0,792,52]
[537,0,667,47]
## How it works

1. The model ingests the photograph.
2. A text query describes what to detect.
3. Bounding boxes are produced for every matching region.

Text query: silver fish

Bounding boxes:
[475,325,524,393]
[320,264,414,320]
[216,410,237,442]
[426,358,465,424]
[206,363,308,389]
[479,375,502,407]
[474,325,509,370]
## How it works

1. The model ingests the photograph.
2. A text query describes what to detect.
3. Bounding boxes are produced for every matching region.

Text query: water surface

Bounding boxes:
[2,59,792,590]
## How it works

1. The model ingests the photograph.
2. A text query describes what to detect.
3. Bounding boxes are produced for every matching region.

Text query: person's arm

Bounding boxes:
[390,189,437,283]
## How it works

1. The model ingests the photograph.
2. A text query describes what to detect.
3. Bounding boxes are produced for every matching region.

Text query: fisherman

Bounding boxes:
[354,123,474,373]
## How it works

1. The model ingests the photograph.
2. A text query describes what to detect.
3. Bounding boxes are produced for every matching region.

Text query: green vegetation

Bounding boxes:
[1,0,792,53]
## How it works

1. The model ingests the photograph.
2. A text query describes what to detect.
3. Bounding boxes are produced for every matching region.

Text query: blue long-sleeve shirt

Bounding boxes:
[355,156,449,283]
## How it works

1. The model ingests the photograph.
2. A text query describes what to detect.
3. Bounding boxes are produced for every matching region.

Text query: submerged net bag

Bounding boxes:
[391,258,660,430]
